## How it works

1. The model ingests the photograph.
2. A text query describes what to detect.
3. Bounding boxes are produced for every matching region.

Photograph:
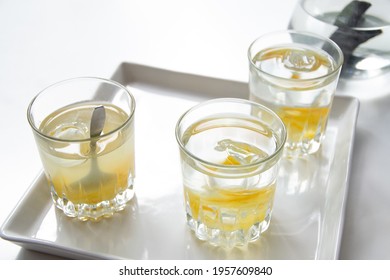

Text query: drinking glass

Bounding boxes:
[248,30,343,156]
[289,0,390,79]
[27,77,136,221]
[175,98,286,248]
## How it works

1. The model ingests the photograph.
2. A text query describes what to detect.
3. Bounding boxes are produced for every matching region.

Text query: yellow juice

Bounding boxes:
[180,116,279,240]
[250,44,337,154]
[185,184,275,232]
[277,106,330,142]
[36,103,135,205]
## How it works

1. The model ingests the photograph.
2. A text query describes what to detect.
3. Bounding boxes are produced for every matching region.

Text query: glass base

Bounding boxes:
[283,139,322,157]
[51,180,135,221]
[186,211,272,248]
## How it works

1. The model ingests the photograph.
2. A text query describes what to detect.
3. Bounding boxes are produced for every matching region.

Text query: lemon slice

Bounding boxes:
[222,155,241,165]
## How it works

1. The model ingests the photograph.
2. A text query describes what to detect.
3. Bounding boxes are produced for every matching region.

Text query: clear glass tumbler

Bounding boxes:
[175,98,286,248]
[27,77,136,221]
[248,30,343,156]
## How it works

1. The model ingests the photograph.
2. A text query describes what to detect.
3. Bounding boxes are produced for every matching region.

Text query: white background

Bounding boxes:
[0,0,389,260]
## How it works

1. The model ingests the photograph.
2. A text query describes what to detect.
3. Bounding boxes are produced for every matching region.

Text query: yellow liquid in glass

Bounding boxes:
[185,184,275,232]
[251,45,336,152]
[278,106,330,142]
[38,103,134,205]
[181,116,279,239]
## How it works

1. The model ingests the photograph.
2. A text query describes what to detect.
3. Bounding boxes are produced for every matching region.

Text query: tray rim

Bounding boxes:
[326,96,359,259]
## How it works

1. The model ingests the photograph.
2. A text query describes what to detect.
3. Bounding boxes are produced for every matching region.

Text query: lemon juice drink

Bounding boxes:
[176,99,286,247]
[248,31,343,155]
[38,103,134,215]
[28,78,135,221]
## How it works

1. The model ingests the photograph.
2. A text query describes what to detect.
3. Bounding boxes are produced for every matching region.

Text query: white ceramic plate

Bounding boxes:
[0,63,359,259]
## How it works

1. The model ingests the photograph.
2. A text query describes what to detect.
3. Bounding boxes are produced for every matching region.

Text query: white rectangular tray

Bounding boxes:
[0,63,359,259]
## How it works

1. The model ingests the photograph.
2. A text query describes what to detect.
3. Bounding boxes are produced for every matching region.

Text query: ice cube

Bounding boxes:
[51,122,89,140]
[283,49,318,72]
[215,139,268,165]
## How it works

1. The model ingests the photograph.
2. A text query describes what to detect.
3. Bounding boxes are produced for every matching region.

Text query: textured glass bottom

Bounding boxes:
[186,209,272,248]
[51,179,134,221]
[284,138,322,156]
